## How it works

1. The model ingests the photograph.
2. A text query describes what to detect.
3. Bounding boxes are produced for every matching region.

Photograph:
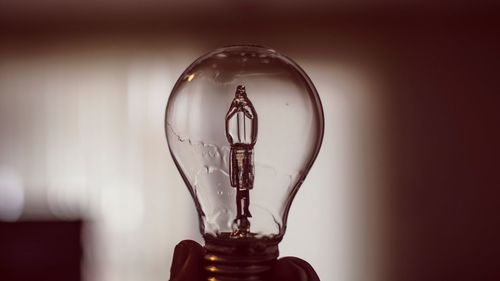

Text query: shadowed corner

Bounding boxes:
[0,220,83,281]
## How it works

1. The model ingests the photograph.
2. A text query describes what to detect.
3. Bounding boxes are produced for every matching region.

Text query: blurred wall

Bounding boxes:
[1,2,499,281]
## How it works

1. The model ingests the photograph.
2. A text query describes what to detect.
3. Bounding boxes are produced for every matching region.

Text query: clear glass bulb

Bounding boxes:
[165,45,324,279]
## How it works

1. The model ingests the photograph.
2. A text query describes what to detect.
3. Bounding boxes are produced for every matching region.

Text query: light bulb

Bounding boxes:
[165,45,324,280]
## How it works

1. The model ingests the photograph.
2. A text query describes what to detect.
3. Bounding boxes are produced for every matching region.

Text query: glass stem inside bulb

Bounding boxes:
[225,85,258,238]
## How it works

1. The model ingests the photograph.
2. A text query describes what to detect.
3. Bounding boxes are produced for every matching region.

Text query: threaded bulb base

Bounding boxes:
[203,234,280,281]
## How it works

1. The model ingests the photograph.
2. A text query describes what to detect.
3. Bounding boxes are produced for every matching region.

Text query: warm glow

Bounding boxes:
[207,266,218,272]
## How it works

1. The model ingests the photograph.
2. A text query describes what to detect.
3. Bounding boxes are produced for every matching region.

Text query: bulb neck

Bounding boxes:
[203,233,281,281]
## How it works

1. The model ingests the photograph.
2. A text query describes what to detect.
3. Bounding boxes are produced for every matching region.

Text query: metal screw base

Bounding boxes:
[203,234,280,281]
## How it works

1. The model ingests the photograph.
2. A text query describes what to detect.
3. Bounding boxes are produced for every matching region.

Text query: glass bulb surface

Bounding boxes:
[165,45,324,241]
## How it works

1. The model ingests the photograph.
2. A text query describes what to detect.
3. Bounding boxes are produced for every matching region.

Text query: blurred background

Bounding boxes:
[0,1,499,281]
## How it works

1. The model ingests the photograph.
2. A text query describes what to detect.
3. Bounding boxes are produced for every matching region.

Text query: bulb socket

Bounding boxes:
[203,234,280,281]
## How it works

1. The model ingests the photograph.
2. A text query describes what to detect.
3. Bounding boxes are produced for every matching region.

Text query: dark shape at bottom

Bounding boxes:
[0,220,82,281]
